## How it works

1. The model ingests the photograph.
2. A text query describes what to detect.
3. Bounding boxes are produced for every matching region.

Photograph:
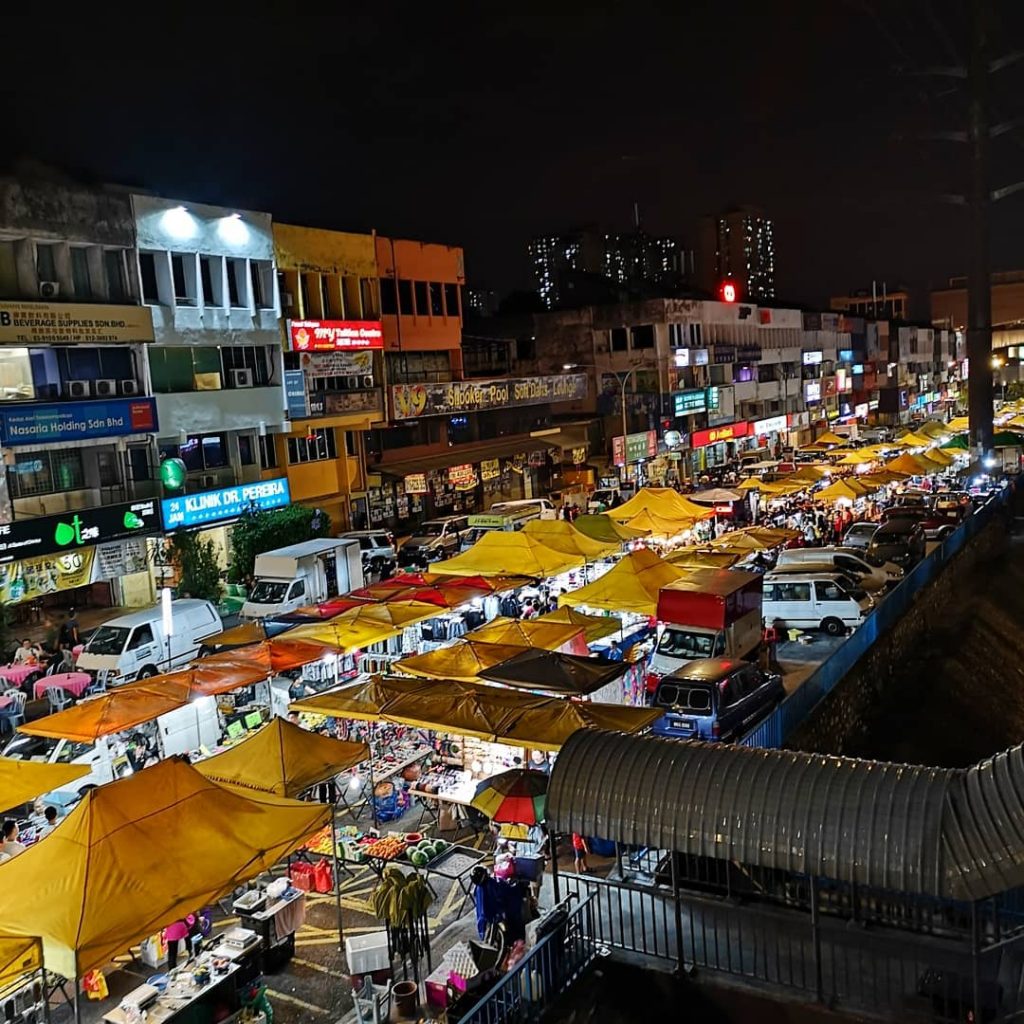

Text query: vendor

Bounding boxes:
[162,913,197,970]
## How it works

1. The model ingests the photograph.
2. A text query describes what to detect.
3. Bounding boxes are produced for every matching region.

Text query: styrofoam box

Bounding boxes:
[345,930,391,974]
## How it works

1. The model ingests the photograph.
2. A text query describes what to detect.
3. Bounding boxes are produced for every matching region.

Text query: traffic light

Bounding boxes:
[719,279,738,303]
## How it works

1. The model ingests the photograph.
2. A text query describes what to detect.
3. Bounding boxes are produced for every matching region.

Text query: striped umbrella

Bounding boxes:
[471,769,548,825]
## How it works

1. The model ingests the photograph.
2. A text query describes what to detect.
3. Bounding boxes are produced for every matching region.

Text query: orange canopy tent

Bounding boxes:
[0,758,329,978]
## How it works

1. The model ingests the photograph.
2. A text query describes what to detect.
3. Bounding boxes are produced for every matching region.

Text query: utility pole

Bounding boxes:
[967,0,994,456]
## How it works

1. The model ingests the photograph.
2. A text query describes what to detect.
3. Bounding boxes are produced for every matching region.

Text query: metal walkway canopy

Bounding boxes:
[548,730,1024,901]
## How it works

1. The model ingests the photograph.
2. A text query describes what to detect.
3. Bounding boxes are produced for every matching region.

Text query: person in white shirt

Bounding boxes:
[0,819,26,858]
[11,640,36,666]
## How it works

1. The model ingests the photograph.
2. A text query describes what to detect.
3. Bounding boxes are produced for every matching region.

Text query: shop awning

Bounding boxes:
[195,718,367,799]
[377,437,539,479]
[559,548,689,616]
[394,641,530,682]
[287,600,442,650]
[478,649,627,696]
[521,518,619,559]
[293,676,661,752]
[608,487,713,523]
[0,758,329,978]
[467,616,588,652]
[0,756,90,810]
[537,606,622,641]
[0,936,42,988]
[430,531,587,578]
[572,514,648,542]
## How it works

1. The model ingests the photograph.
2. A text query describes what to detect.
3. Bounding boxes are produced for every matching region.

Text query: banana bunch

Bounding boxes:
[371,866,435,925]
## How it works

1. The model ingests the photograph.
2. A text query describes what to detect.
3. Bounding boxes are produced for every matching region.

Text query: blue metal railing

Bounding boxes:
[740,486,1011,750]
[455,895,597,1024]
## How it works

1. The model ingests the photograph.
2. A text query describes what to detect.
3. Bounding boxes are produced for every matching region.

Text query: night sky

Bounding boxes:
[5,4,1024,312]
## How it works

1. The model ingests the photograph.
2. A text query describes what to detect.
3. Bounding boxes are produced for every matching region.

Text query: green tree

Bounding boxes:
[228,505,331,583]
[168,533,223,604]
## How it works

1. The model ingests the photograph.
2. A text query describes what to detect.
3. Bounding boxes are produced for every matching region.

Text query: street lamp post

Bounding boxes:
[564,362,640,484]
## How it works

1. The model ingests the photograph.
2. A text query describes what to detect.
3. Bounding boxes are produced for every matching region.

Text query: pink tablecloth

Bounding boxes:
[0,664,39,686]
[33,672,92,701]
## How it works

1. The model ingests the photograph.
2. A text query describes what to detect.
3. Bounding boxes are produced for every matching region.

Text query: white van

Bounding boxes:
[762,572,872,635]
[486,498,557,522]
[774,547,903,591]
[1,697,221,808]
[77,599,222,684]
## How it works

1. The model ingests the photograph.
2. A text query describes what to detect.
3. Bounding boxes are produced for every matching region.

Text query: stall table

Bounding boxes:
[235,889,306,972]
[338,744,434,823]
[0,664,39,689]
[33,671,92,701]
[102,956,244,1024]
[408,777,488,836]
[417,845,489,915]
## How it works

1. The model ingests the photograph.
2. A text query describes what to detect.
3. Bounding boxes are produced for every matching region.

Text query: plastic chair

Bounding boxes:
[45,686,72,713]
[84,669,109,696]
[353,975,391,1024]
[0,691,27,732]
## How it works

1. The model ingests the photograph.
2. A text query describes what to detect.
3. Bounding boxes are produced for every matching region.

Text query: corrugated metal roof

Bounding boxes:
[548,731,1024,900]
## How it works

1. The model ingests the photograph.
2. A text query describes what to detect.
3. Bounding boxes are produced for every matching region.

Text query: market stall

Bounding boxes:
[558,548,689,617]
[0,757,329,1021]
[520,518,620,560]
[572,514,648,543]
[0,936,45,1024]
[430,531,587,579]
[535,606,622,642]
[0,754,90,810]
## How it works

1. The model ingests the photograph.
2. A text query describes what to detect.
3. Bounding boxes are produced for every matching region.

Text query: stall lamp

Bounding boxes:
[348,775,362,791]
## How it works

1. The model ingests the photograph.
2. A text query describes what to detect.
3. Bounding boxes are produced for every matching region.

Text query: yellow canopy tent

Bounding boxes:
[917,420,950,439]
[521,518,619,559]
[615,507,702,537]
[607,487,713,523]
[467,616,587,652]
[394,641,529,682]
[430,531,585,578]
[0,755,90,808]
[834,449,877,466]
[537,606,622,641]
[195,717,367,798]
[859,470,904,487]
[666,548,740,570]
[784,465,830,484]
[559,548,688,616]
[292,676,661,753]
[290,677,400,722]
[751,479,808,497]
[948,415,969,431]
[896,431,935,447]
[815,478,871,504]
[814,430,848,445]
[288,600,440,650]
[886,452,937,475]
[919,447,956,467]
[745,526,802,545]
[709,531,773,552]
[0,936,41,988]
[572,514,648,542]
[0,758,329,979]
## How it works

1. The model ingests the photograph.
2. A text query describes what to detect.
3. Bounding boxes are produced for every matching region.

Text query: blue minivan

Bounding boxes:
[651,658,785,742]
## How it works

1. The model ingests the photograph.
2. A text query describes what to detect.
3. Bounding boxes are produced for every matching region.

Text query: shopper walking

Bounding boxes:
[571,832,590,874]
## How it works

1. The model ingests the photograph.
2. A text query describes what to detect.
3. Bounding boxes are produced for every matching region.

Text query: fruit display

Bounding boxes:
[303,827,335,857]
[406,838,450,867]
[364,835,407,860]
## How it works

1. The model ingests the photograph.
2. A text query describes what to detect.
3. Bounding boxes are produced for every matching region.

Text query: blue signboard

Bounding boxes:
[284,369,308,419]
[161,478,291,531]
[0,397,158,446]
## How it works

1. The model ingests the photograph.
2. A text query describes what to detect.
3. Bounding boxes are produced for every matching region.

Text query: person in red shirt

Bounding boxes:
[571,832,589,874]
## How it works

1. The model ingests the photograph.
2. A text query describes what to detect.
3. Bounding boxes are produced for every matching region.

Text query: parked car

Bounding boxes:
[763,572,872,635]
[865,518,926,570]
[775,547,901,591]
[398,515,471,567]
[842,521,880,551]
[341,530,397,577]
[587,488,630,512]
[651,658,785,743]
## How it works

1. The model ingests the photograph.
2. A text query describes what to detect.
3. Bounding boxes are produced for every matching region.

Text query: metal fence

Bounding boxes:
[455,894,598,1024]
[555,870,1024,1022]
[740,486,1011,750]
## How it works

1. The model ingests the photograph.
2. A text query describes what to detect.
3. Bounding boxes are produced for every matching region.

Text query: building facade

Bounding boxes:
[273,223,384,532]
[696,206,775,302]
[0,176,162,611]
[132,194,287,575]
[830,285,909,321]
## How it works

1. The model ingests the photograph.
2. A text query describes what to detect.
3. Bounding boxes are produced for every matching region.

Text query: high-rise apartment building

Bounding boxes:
[528,227,686,309]
[831,285,909,320]
[697,206,775,302]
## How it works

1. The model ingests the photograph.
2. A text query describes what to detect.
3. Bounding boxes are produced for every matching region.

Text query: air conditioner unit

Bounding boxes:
[361,375,374,389]
[39,281,60,299]
[95,378,118,397]
[67,380,91,398]
[120,379,140,396]
[230,368,254,388]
